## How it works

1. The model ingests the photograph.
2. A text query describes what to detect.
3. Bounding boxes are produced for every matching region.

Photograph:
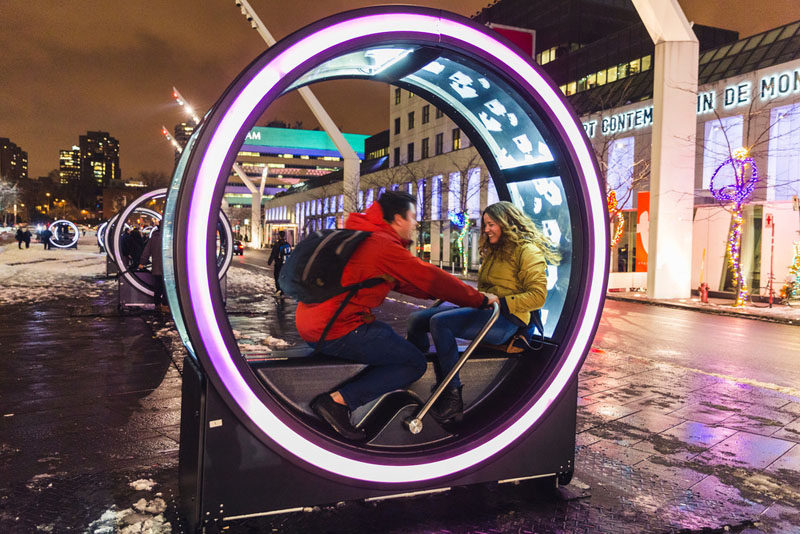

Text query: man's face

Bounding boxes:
[393,204,417,241]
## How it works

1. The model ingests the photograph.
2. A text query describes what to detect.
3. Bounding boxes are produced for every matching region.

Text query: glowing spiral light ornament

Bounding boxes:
[606,191,625,248]
[449,210,472,275]
[709,147,759,307]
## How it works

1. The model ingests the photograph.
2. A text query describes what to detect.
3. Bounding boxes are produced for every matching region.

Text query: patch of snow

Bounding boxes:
[0,235,113,306]
[129,478,157,491]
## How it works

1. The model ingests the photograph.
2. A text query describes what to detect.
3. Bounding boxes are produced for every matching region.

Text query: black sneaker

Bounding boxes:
[430,385,463,424]
[310,394,367,441]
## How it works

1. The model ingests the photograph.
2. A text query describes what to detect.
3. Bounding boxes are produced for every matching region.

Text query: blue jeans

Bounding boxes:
[310,321,427,409]
[407,305,520,388]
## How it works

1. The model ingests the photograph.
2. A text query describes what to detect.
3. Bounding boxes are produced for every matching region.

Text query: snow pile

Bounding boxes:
[87,478,170,533]
[129,479,157,491]
[0,236,112,306]
[262,334,292,349]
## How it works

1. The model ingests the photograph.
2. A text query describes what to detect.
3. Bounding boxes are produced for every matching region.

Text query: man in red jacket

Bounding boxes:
[298,191,496,441]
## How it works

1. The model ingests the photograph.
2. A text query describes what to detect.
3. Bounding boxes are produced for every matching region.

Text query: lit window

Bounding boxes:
[567,82,577,95]
[629,58,641,75]
[597,69,607,86]
[394,87,401,105]
[641,55,651,71]
[702,115,743,190]
[587,73,597,90]
[607,66,618,83]
[452,128,461,151]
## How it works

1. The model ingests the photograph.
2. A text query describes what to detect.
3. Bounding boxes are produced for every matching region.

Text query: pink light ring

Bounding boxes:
[185,11,606,483]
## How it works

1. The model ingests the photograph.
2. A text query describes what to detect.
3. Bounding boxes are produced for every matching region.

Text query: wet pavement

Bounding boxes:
[1,248,799,532]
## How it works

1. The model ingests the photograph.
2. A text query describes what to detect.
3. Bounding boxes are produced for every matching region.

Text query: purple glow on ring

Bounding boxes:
[186,12,606,483]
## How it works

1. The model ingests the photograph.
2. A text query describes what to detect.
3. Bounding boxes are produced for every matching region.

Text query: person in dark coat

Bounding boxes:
[128,228,145,269]
[138,225,168,312]
[22,228,31,248]
[267,230,292,296]
[15,228,24,249]
[40,228,53,250]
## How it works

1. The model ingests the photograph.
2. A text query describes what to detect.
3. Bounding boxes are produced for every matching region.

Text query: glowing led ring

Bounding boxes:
[96,221,108,249]
[48,220,79,249]
[113,188,232,297]
[175,7,607,484]
[709,156,758,206]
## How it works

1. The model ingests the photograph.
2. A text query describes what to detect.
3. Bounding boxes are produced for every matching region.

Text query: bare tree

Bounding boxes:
[0,177,19,225]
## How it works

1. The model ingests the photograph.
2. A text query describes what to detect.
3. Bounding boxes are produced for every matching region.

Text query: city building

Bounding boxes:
[226,126,369,244]
[173,122,195,167]
[0,137,28,181]
[78,131,120,213]
[259,1,800,299]
[58,145,80,185]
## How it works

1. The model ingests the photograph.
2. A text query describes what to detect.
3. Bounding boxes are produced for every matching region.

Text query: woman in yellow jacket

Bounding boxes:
[407,201,560,423]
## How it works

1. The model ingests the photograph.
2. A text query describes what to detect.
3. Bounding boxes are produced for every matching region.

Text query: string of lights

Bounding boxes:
[709,147,759,307]
[606,190,625,248]
[448,210,472,274]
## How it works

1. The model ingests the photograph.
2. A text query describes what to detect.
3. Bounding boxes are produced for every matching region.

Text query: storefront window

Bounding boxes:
[768,103,800,200]
[703,115,744,190]
[607,137,635,210]
[466,167,481,218]
[431,175,442,220]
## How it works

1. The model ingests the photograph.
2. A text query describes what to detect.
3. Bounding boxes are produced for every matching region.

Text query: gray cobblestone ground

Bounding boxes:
[0,263,798,532]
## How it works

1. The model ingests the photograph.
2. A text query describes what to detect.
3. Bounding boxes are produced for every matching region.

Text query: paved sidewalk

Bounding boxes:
[0,254,798,532]
[606,291,800,326]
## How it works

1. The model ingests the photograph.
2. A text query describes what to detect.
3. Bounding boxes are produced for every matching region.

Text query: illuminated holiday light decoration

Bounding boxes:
[606,191,625,248]
[449,210,472,274]
[709,147,759,307]
[784,242,800,301]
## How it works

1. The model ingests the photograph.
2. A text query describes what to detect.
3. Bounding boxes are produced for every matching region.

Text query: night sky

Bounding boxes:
[2,1,799,180]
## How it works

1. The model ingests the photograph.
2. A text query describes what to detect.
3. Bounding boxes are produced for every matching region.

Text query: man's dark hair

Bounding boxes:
[378,191,415,224]
[278,230,286,238]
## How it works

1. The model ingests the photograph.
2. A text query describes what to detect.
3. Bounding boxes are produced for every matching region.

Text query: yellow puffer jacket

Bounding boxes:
[477,241,547,326]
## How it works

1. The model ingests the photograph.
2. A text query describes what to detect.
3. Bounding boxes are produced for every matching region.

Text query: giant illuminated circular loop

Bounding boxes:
[171,7,607,484]
[96,221,108,250]
[113,188,233,297]
[48,220,79,249]
[105,209,159,266]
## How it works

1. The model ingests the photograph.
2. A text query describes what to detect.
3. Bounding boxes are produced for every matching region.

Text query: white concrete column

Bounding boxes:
[343,158,360,215]
[633,0,698,299]
[251,192,262,249]
[647,40,698,298]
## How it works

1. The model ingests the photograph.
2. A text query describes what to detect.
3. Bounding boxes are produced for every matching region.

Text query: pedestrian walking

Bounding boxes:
[22,228,31,248]
[267,230,292,297]
[40,228,53,250]
[15,228,24,249]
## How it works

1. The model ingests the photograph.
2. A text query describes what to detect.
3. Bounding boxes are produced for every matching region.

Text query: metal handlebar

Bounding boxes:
[405,301,500,434]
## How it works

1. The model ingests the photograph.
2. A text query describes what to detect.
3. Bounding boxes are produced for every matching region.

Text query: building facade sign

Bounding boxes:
[583,66,800,138]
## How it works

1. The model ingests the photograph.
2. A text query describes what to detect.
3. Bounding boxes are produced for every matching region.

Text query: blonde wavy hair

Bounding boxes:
[479,201,561,264]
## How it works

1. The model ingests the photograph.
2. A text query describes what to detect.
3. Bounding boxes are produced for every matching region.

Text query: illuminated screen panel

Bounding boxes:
[403,56,553,170]
[285,46,569,335]
[507,176,571,337]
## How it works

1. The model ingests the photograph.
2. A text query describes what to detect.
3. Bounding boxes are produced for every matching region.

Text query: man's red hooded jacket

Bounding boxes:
[295,202,484,342]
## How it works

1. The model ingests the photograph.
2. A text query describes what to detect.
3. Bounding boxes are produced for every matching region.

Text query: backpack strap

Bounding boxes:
[314,274,394,352]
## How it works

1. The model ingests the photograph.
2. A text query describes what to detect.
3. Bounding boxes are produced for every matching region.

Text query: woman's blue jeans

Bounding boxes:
[406,305,519,388]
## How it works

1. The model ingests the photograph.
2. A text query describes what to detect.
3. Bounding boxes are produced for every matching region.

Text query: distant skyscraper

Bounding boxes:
[0,137,28,181]
[78,131,120,211]
[174,122,195,165]
[58,145,80,184]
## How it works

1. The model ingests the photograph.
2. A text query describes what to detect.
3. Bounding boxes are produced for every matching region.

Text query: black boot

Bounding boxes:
[430,385,463,424]
[311,394,366,441]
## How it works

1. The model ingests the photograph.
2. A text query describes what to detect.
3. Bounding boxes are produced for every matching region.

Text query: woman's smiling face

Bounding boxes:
[483,213,501,244]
